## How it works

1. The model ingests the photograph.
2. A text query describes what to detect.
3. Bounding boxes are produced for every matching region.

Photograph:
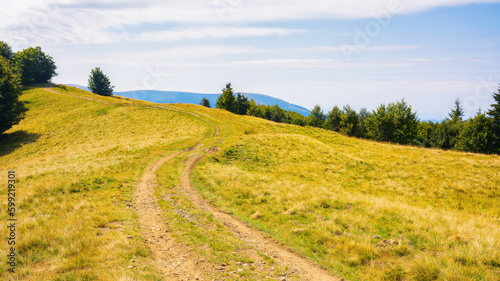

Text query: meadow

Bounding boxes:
[0,85,210,280]
[186,104,500,280]
[1,85,499,280]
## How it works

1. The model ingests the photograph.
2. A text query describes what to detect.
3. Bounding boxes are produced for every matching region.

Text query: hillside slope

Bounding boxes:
[66,84,311,116]
[173,103,500,281]
[0,85,212,280]
[1,85,499,281]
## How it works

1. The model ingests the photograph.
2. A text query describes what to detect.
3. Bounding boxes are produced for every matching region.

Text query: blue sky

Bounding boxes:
[2,0,500,120]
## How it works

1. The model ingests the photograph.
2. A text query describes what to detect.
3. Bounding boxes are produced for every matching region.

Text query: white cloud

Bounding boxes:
[58,45,262,66]
[234,59,412,68]
[297,45,419,52]
[135,26,304,42]
[2,0,499,46]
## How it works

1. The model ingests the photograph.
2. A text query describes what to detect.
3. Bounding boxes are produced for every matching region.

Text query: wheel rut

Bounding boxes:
[179,151,341,281]
[135,122,340,280]
[52,84,340,280]
[134,151,216,280]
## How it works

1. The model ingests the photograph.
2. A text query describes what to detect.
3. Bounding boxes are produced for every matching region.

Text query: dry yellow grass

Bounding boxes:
[0,85,210,280]
[186,105,500,280]
[2,85,499,280]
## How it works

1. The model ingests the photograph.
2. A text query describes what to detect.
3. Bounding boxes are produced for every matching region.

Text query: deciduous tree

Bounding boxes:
[0,41,14,62]
[0,57,26,135]
[200,97,211,108]
[366,99,419,144]
[14,46,57,85]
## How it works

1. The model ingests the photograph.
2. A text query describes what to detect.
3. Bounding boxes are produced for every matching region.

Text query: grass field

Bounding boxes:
[1,85,499,280]
[0,85,210,280]
[187,105,500,280]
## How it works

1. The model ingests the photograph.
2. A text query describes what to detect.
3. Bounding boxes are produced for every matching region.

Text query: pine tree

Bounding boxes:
[449,98,464,122]
[455,112,498,154]
[488,85,500,129]
[236,93,250,115]
[340,105,359,137]
[307,105,326,127]
[487,84,500,152]
[88,67,114,96]
[445,99,465,149]
[215,83,238,114]
[325,106,342,132]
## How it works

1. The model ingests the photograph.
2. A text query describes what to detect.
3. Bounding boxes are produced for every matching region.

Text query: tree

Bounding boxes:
[0,41,14,62]
[269,104,286,123]
[443,98,465,148]
[449,98,464,122]
[366,99,419,144]
[340,105,359,137]
[88,67,114,96]
[454,111,498,154]
[289,112,307,126]
[357,107,370,138]
[0,57,26,135]
[307,105,326,127]
[200,97,211,108]
[236,93,250,115]
[215,83,238,114]
[325,106,342,132]
[14,46,57,85]
[247,99,262,117]
[414,121,435,148]
[488,84,500,150]
[428,120,453,149]
[366,104,392,141]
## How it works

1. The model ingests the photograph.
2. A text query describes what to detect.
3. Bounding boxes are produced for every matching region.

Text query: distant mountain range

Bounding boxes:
[66,84,311,116]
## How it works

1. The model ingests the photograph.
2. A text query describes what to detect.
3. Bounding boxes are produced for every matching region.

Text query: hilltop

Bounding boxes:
[67,84,311,116]
[0,85,499,281]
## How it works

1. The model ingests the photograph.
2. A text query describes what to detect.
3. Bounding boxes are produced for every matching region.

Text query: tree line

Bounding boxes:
[2,37,499,155]
[208,83,500,155]
[1,41,58,135]
[0,40,116,136]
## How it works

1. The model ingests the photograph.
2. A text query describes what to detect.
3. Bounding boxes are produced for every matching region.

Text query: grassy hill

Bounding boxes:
[1,85,499,280]
[66,84,311,116]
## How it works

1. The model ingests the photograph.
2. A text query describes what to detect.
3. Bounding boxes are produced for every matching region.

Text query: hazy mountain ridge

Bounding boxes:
[66,84,311,116]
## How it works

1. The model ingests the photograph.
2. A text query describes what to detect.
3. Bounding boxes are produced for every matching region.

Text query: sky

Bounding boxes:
[2,0,500,120]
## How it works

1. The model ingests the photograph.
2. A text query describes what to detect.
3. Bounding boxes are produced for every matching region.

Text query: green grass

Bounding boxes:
[154,153,297,280]
[0,85,209,280]
[186,105,500,281]
[1,85,499,280]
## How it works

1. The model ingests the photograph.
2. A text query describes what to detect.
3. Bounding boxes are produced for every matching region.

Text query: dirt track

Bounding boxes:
[134,151,217,280]
[49,85,340,280]
[135,136,340,280]
[179,152,340,281]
